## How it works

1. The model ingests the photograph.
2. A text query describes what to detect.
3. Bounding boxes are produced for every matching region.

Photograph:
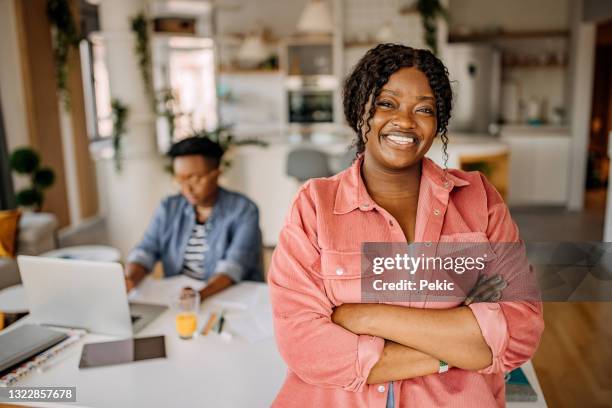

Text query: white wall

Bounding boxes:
[96,0,174,258]
[0,0,30,192]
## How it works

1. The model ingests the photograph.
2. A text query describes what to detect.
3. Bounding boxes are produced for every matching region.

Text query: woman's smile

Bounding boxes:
[381,131,420,149]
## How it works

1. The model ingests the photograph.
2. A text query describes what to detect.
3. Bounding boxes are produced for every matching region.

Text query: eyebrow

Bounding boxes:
[380,89,435,101]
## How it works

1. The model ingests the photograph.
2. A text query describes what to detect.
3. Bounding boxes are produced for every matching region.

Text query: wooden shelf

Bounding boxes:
[449,29,570,43]
[343,41,379,48]
[218,68,280,75]
[503,62,567,69]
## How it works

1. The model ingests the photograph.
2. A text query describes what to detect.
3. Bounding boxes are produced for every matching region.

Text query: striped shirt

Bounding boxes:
[182,221,211,280]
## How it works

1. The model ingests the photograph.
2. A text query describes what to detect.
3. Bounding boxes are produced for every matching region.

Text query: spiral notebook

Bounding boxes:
[0,325,86,386]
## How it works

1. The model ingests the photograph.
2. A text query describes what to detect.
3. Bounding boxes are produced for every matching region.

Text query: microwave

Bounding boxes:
[288,90,334,123]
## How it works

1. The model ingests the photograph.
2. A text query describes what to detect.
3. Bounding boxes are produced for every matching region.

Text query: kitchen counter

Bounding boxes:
[500,124,570,137]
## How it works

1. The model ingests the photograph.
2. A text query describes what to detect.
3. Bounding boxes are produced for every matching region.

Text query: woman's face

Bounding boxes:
[172,155,220,206]
[362,67,437,171]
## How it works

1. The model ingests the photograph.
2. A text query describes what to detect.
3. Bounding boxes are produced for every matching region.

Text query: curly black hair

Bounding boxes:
[343,43,453,168]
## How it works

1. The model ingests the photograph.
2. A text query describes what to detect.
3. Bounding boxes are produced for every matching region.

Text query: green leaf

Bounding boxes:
[15,188,43,208]
[9,148,40,174]
[33,167,56,189]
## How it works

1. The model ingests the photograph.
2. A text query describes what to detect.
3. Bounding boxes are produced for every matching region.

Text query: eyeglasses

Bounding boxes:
[172,172,215,188]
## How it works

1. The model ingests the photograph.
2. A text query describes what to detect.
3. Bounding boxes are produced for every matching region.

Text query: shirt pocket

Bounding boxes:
[317,250,364,306]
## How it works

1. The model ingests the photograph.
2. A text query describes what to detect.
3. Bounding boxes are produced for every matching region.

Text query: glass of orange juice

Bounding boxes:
[172,289,200,339]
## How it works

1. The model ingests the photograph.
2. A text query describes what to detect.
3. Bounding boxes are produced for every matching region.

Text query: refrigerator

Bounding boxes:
[442,44,501,134]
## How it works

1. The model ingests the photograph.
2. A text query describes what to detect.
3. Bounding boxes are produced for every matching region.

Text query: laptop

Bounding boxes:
[17,256,167,338]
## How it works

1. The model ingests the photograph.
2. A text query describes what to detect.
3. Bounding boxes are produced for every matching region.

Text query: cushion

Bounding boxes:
[0,210,21,257]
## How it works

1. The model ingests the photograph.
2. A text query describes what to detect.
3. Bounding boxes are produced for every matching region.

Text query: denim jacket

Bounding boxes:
[127,187,262,282]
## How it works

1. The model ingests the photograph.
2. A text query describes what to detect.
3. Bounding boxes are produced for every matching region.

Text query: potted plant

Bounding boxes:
[9,147,56,211]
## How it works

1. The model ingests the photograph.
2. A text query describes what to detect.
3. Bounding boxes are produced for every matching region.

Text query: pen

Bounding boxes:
[217,314,225,334]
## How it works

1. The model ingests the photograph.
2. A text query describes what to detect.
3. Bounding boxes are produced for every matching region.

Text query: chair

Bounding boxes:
[286,148,333,182]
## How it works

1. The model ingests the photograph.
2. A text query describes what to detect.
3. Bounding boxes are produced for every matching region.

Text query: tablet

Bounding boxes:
[79,336,166,369]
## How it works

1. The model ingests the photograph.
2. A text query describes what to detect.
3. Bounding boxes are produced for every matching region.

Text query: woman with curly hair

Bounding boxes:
[268,44,543,407]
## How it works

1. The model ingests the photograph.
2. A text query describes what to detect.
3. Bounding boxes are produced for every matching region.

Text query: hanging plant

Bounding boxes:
[111,99,129,172]
[416,0,448,55]
[130,12,155,110]
[157,88,178,139]
[46,0,81,109]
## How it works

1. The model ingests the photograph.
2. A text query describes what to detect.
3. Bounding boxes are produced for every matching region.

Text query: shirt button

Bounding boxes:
[336,267,344,276]
[433,209,441,216]
[377,385,386,393]
[424,242,432,247]
[361,203,370,209]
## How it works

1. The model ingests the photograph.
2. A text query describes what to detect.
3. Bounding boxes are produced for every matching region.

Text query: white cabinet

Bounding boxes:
[500,131,571,206]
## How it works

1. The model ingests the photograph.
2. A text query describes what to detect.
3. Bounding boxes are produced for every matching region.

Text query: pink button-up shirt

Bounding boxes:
[269,156,544,407]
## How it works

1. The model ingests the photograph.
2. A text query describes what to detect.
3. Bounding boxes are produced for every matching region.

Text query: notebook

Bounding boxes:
[505,367,538,402]
[0,324,68,375]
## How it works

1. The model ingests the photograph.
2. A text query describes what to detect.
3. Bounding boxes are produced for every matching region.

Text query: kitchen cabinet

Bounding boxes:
[500,128,571,206]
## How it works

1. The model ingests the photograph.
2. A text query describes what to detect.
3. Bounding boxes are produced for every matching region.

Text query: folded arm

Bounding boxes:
[367,341,442,384]
[333,303,492,371]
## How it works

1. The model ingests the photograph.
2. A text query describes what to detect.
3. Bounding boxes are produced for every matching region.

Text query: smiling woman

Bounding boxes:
[268,44,543,408]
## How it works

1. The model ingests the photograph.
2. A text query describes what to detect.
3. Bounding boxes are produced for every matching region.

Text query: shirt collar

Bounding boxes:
[333,155,470,215]
[182,187,227,218]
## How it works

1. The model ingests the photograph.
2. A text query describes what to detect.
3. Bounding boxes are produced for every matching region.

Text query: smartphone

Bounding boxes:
[79,335,166,369]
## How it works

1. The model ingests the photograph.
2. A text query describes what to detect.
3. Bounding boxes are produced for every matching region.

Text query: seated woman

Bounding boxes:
[125,137,262,301]
[268,44,543,407]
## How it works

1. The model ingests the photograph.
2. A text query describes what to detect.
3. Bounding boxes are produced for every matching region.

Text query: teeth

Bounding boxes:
[386,134,416,145]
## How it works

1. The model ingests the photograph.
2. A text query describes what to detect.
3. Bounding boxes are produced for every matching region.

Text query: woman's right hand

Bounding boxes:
[463,274,507,305]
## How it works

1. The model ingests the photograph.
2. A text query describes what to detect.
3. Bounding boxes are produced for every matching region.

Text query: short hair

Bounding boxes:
[343,44,453,158]
[167,137,224,168]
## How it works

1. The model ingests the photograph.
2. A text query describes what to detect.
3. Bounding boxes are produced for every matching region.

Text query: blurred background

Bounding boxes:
[0,0,611,406]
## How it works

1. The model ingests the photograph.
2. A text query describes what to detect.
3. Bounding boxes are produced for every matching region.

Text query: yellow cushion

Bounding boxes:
[0,210,22,258]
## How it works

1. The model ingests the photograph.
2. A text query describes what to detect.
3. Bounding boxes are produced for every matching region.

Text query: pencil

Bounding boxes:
[202,312,217,335]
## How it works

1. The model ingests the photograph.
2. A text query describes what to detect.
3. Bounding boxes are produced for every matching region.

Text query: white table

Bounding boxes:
[2,276,547,407]
[6,277,286,408]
